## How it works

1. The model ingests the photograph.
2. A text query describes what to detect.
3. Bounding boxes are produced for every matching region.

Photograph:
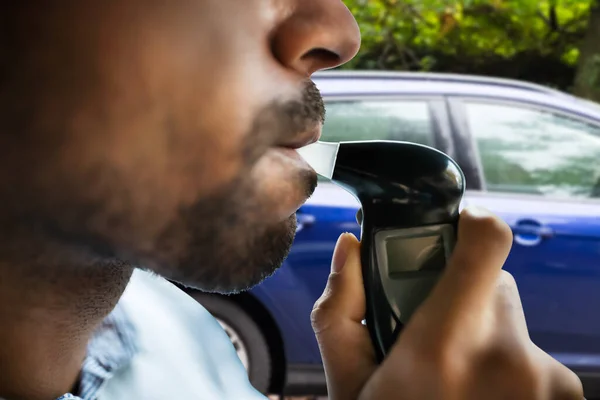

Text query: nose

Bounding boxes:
[271,0,361,76]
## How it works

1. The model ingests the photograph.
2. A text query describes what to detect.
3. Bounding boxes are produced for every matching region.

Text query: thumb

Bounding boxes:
[312,233,376,400]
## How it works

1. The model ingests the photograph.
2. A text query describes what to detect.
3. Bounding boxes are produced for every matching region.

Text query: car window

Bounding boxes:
[316,100,437,182]
[465,101,600,199]
[321,100,436,145]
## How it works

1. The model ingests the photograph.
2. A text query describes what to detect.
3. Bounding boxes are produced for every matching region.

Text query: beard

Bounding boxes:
[152,168,317,294]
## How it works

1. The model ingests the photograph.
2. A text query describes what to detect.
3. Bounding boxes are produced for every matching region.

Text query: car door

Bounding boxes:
[448,97,600,371]
[282,95,451,361]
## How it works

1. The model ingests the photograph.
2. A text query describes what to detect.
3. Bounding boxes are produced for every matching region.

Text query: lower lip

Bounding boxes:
[276,147,313,169]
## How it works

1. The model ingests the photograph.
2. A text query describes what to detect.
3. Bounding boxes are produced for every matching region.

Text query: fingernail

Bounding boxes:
[331,233,352,273]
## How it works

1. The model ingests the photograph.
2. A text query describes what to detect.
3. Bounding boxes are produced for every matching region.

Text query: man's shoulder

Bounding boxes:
[95,269,265,400]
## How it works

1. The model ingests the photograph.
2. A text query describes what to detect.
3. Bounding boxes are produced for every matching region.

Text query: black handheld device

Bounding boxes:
[297,140,465,362]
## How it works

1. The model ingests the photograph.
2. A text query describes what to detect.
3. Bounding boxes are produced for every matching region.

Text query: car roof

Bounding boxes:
[312,70,600,121]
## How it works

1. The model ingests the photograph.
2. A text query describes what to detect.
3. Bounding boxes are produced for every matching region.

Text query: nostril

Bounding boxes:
[301,48,340,65]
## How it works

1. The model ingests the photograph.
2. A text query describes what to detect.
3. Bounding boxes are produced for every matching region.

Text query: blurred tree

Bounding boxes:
[343,0,594,92]
[573,0,600,101]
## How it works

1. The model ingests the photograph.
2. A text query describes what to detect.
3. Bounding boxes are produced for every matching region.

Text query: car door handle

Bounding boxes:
[296,213,316,233]
[512,225,554,238]
[512,220,554,247]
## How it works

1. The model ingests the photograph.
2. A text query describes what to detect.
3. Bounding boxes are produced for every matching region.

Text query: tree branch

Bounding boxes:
[549,0,559,31]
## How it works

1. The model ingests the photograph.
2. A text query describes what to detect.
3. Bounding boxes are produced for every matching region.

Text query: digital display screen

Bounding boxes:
[386,234,446,275]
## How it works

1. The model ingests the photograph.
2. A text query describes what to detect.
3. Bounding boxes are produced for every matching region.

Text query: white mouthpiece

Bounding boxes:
[296,141,340,179]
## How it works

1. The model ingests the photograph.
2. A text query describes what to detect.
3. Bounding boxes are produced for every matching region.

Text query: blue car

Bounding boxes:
[187,71,600,398]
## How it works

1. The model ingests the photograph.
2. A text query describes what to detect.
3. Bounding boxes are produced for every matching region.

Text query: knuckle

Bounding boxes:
[552,363,585,399]
[311,273,342,311]
[412,340,468,384]
[472,335,549,392]
[519,359,545,394]
[310,304,333,333]
[322,271,344,296]
[494,271,520,304]
[455,210,514,264]
[461,208,513,243]
[481,346,544,395]
[310,277,340,333]
[565,371,584,398]
[494,271,526,318]
[498,270,517,288]
[567,372,585,398]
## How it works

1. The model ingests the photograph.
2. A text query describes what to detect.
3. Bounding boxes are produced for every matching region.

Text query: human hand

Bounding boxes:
[311,207,584,400]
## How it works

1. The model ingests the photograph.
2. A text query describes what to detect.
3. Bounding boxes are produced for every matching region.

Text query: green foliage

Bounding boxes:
[343,0,595,90]
[572,2,600,101]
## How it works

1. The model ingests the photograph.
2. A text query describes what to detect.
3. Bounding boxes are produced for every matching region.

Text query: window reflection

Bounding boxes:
[466,102,600,199]
[322,100,435,144]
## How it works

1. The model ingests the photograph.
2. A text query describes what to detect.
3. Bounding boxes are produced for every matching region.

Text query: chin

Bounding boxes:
[161,213,298,295]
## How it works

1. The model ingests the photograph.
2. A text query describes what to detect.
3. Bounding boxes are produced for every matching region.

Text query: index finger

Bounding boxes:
[418,207,514,327]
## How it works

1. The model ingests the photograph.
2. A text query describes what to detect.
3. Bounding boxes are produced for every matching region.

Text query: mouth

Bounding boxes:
[279,127,321,169]
[272,123,322,172]
[276,123,322,150]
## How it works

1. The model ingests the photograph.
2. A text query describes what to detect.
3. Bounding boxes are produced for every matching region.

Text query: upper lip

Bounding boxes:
[277,124,322,149]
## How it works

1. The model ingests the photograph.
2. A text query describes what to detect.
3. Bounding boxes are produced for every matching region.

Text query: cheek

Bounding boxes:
[53,129,248,249]
[65,0,305,203]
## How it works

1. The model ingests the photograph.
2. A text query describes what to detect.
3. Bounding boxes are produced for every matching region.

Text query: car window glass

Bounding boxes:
[321,100,435,145]
[318,100,436,182]
[465,101,600,199]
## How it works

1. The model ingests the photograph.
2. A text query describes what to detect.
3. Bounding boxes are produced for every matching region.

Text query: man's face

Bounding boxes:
[0,1,360,292]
